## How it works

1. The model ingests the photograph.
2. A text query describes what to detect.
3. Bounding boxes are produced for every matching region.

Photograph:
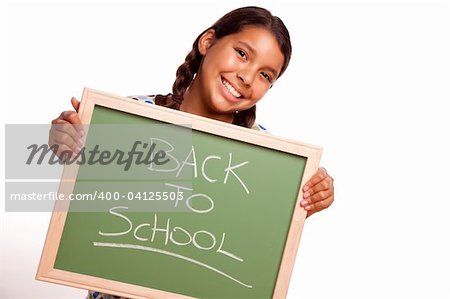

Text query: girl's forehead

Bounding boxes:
[225,26,279,48]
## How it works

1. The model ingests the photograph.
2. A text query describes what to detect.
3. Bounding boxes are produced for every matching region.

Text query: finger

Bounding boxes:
[305,195,334,216]
[303,176,333,199]
[48,137,79,162]
[51,119,83,150]
[51,126,82,153]
[303,167,328,192]
[308,188,333,205]
[300,184,333,208]
[55,143,79,162]
[60,110,81,125]
[53,133,80,154]
[71,97,80,112]
[52,119,82,142]
[59,110,84,135]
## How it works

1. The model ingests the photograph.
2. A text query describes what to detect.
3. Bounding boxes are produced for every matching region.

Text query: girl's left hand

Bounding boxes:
[300,167,334,217]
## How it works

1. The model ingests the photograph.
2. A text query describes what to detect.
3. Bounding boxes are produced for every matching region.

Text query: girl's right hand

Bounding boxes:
[49,97,84,161]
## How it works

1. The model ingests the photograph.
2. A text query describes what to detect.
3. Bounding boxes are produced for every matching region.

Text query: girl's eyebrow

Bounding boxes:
[237,41,256,54]
[236,41,279,77]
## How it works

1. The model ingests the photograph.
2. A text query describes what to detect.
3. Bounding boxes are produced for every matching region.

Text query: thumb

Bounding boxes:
[71,97,80,112]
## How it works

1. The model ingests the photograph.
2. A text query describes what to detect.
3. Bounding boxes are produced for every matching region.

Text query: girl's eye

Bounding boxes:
[235,48,247,59]
[261,72,272,83]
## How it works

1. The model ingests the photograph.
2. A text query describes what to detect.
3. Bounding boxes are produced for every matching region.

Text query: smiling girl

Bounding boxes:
[49,6,334,299]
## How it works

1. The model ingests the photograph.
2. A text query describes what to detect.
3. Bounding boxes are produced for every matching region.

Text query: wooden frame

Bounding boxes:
[36,88,322,299]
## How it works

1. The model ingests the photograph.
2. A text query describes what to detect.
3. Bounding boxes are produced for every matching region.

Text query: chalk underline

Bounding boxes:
[92,241,253,288]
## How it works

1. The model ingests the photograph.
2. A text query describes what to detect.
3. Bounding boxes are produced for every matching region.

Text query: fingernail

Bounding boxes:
[304,185,310,192]
[78,140,84,147]
[303,192,310,198]
[305,205,312,211]
[300,200,309,207]
[74,146,81,154]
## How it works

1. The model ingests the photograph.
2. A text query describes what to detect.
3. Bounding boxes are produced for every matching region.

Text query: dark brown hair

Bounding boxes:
[156,6,292,128]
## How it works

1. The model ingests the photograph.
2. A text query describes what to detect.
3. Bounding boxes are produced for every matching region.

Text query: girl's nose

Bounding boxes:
[237,68,256,86]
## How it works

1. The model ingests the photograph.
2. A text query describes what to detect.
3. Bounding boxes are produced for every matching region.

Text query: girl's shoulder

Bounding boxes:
[128,94,268,133]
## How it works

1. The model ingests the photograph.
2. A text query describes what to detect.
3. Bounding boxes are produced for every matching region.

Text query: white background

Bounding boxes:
[1,0,449,298]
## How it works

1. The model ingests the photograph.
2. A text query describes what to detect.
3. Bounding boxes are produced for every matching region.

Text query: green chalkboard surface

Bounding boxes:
[37,88,322,299]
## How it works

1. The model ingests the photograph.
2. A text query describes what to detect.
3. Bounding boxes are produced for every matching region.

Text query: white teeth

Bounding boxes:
[222,79,242,98]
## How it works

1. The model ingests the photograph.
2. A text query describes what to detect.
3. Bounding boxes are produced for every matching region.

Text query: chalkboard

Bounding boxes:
[37,88,322,299]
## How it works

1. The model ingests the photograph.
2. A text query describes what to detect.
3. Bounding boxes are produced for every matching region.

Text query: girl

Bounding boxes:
[49,6,334,299]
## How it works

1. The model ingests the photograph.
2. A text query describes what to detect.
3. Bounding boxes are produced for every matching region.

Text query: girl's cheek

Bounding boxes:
[224,56,238,68]
[255,84,271,98]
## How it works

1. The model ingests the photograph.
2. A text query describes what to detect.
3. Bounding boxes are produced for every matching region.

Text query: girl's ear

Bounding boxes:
[198,29,216,55]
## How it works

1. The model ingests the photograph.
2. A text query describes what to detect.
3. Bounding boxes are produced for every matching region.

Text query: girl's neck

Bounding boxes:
[180,81,234,124]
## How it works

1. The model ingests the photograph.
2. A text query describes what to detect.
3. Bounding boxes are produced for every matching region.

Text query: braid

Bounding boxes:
[154,93,179,110]
[233,106,256,128]
[156,39,203,110]
[172,43,202,100]
[155,43,202,110]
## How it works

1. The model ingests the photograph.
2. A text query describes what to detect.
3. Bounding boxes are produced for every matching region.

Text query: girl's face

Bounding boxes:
[189,26,285,119]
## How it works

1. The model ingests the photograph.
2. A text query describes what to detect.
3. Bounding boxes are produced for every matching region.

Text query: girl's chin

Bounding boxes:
[211,105,237,116]
[209,94,237,112]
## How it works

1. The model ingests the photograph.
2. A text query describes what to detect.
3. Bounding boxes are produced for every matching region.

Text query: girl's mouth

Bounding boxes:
[221,78,242,98]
